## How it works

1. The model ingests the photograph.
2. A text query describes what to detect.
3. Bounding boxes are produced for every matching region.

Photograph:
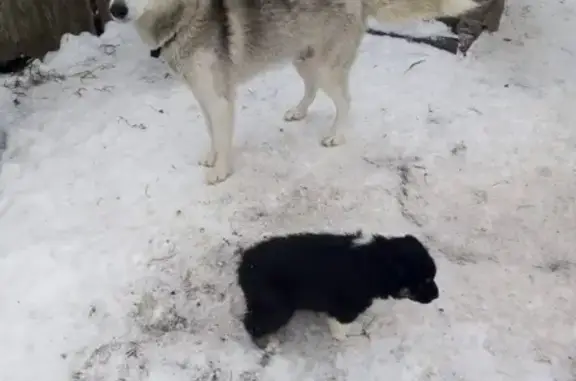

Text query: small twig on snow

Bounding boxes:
[95,85,114,92]
[118,116,147,130]
[99,44,119,56]
[74,87,88,97]
[149,105,165,114]
[404,59,426,74]
[69,63,115,82]
[362,157,383,168]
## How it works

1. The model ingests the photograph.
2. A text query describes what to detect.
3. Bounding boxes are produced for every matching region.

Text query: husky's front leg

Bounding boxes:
[184,55,235,185]
[202,94,234,185]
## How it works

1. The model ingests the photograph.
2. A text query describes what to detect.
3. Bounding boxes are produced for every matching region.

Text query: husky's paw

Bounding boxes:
[205,162,232,185]
[321,134,346,147]
[327,318,350,341]
[283,107,307,122]
[198,150,216,167]
[332,332,348,341]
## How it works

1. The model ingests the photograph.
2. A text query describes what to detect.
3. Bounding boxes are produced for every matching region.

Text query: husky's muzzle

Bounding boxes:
[109,0,129,20]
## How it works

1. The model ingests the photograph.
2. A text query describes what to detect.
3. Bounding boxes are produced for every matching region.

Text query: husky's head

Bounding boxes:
[109,0,151,21]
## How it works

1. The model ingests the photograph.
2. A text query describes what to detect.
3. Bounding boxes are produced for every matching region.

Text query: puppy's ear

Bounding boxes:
[402,235,427,252]
[404,234,421,244]
[390,234,427,274]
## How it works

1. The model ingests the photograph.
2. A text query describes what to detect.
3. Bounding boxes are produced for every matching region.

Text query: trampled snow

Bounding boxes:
[0,1,575,380]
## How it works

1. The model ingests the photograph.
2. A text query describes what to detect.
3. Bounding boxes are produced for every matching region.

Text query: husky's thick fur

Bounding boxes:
[237,231,439,348]
[109,0,477,185]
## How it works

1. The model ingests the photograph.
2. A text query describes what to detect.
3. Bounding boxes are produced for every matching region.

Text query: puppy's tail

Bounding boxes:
[364,0,478,23]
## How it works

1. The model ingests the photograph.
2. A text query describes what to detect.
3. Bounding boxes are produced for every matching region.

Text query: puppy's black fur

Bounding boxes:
[236,231,439,347]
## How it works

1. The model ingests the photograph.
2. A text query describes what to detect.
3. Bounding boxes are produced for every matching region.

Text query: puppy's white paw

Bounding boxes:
[205,162,232,185]
[283,107,307,121]
[321,134,346,147]
[264,336,281,353]
[257,336,280,366]
[198,150,216,167]
[327,318,350,341]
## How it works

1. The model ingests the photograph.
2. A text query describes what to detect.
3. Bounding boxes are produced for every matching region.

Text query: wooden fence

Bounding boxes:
[0,0,111,63]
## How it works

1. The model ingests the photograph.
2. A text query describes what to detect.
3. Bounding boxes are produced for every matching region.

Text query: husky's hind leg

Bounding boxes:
[317,65,352,147]
[316,29,362,147]
[284,48,319,122]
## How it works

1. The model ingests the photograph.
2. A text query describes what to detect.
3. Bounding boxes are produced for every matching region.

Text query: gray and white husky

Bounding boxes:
[109,0,476,184]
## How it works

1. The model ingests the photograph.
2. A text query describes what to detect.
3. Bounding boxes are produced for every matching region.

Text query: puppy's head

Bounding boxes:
[372,235,439,304]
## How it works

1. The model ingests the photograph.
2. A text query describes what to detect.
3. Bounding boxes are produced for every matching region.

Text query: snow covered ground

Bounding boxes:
[1,1,575,380]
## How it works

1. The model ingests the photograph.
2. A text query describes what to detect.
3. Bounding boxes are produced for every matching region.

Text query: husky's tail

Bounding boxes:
[365,0,478,23]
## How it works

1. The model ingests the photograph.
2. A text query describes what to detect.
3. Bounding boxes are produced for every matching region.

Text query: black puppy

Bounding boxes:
[237,231,439,348]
